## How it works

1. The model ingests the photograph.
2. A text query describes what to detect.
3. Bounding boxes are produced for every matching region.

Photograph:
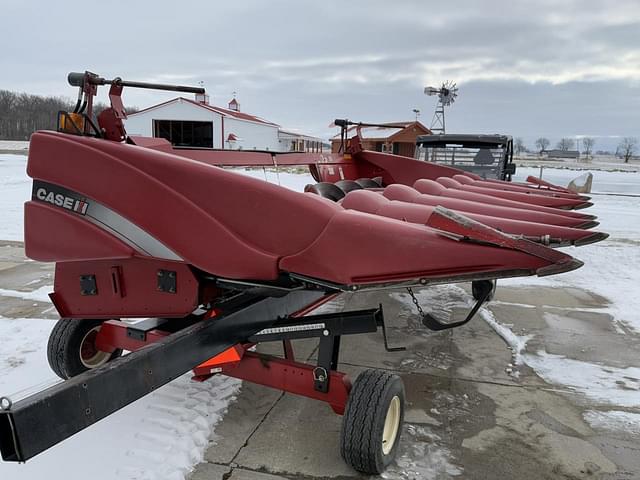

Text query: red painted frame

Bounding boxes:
[94,292,351,415]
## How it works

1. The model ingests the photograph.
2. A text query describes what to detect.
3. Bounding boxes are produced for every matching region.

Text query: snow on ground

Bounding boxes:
[0,285,53,303]
[478,308,532,366]
[229,166,315,192]
[0,140,29,152]
[522,351,640,407]
[515,166,640,195]
[382,425,462,479]
[583,410,640,438]
[0,154,32,241]
[0,312,241,480]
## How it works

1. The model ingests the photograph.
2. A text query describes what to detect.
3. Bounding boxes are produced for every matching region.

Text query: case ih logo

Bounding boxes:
[32,181,89,215]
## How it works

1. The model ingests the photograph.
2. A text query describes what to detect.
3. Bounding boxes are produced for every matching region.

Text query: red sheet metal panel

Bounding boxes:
[51,258,199,318]
[24,201,135,262]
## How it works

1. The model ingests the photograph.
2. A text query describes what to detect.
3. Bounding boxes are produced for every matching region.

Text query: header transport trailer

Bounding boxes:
[0,72,605,475]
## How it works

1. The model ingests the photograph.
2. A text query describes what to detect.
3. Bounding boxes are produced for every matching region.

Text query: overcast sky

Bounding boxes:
[3,0,639,149]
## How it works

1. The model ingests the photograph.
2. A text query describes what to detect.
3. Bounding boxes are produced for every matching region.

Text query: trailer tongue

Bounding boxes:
[0,291,324,462]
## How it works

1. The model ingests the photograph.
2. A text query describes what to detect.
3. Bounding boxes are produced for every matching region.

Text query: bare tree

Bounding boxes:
[514,137,526,156]
[0,89,138,141]
[581,137,595,157]
[556,138,575,151]
[618,137,637,163]
[535,137,550,154]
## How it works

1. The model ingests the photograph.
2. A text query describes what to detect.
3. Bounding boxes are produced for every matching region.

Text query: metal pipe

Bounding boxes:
[333,119,407,130]
[68,72,205,94]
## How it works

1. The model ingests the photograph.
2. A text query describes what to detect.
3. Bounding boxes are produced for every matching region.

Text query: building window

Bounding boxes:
[153,120,213,148]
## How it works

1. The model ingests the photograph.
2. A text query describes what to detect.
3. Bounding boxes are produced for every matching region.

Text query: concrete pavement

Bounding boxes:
[191,285,640,479]
[0,241,637,479]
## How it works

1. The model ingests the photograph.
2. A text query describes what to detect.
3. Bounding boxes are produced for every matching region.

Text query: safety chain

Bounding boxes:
[406,287,427,319]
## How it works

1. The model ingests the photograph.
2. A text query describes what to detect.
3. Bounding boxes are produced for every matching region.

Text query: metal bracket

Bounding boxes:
[378,304,406,352]
[313,367,328,384]
[415,280,494,331]
[314,334,340,393]
[126,318,170,342]
[156,270,176,294]
[80,275,97,296]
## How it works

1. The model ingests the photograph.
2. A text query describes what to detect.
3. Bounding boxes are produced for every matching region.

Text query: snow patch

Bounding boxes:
[523,350,640,408]
[0,154,32,241]
[382,424,462,479]
[479,308,532,366]
[229,167,316,192]
[390,284,471,322]
[0,313,242,480]
[583,410,640,437]
[0,140,29,152]
[0,285,53,303]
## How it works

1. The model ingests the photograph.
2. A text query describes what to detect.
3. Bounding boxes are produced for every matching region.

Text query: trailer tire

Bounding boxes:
[47,319,122,380]
[472,279,497,302]
[340,369,405,474]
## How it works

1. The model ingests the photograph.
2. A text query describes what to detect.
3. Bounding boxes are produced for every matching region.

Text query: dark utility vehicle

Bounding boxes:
[415,134,516,181]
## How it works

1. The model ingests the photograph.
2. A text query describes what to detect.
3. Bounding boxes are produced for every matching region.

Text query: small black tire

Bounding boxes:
[472,279,497,302]
[47,319,122,380]
[340,369,405,474]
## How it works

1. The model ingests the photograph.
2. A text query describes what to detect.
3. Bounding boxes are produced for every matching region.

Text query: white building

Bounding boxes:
[278,129,326,153]
[124,94,323,152]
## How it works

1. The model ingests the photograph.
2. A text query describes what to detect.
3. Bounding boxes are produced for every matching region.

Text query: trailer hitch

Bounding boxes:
[0,290,326,462]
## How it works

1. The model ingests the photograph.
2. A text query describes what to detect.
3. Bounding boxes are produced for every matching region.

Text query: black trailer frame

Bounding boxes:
[0,290,326,462]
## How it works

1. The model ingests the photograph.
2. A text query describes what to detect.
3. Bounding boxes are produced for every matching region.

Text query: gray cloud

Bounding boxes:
[1,0,639,146]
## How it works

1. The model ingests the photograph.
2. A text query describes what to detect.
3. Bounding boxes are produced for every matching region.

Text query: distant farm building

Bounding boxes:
[544,149,580,159]
[125,94,323,152]
[278,130,325,153]
[331,121,431,158]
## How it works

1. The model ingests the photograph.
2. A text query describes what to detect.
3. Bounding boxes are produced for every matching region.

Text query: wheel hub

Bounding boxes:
[79,326,111,369]
[382,395,401,455]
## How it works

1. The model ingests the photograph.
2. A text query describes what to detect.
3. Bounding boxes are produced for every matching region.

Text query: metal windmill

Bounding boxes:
[424,81,458,134]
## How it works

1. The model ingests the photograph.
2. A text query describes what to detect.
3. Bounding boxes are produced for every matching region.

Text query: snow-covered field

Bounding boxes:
[514,166,640,195]
[0,140,29,153]
[1,153,639,478]
[0,154,30,241]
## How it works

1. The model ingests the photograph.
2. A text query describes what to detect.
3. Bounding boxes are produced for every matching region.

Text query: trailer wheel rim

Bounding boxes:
[79,326,111,369]
[382,395,401,455]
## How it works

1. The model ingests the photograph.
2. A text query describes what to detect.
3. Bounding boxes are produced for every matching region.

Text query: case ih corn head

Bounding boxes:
[0,72,607,474]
